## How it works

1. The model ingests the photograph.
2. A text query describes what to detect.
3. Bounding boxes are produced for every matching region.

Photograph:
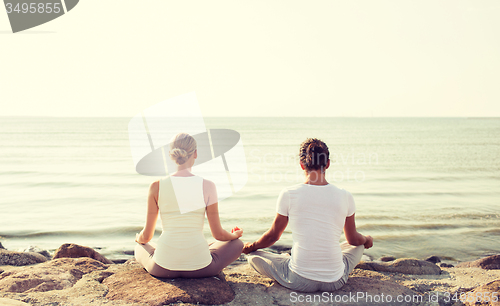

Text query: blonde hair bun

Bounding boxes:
[169,133,197,165]
[169,148,189,165]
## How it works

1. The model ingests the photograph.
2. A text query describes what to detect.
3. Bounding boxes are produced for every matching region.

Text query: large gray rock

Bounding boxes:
[103,267,235,305]
[0,249,48,266]
[356,258,442,275]
[266,277,422,306]
[0,258,107,293]
[224,264,421,306]
[456,255,500,270]
[0,259,134,306]
[53,243,113,264]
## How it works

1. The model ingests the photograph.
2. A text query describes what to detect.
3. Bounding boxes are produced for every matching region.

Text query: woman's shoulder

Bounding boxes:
[202,178,216,188]
[148,180,160,197]
[150,180,160,189]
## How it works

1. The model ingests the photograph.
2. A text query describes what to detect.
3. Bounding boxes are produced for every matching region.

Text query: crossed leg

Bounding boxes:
[134,239,244,278]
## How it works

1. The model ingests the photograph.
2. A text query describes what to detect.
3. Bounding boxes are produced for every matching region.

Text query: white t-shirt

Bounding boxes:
[276,183,356,282]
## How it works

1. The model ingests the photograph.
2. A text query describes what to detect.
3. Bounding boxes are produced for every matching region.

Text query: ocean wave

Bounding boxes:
[428,213,500,220]
[356,223,486,231]
[0,171,139,177]
[483,228,500,235]
[0,226,154,238]
[354,191,499,197]
[369,175,500,182]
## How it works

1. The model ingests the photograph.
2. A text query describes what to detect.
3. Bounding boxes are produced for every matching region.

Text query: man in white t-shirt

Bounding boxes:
[243,138,373,292]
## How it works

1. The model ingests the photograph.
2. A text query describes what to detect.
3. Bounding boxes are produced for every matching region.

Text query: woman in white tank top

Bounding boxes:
[134,133,244,278]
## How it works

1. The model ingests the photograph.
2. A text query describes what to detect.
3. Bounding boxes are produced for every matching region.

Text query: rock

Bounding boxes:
[111,259,128,264]
[332,277,422,305]
[349,268,394,281]
[425,256,441,264]
[0,298,30,305]
[0,249,48,266]
[0,242,5,249]
[422,291,457,306]
[22,246,51,260]
[0,259,125,306]
[0,268,4,274]
[456,255,500,270]
[122,250,134,255]
[1,259,496,306]
[53,243,113,264]
[103,267,235,305]
[356,258,442,275]
[265,275,421,306]
[223,263,422,306]
[124,258,138,265]
[463,279,500,306]
[380,256,396,262]
[440,263,454,268]
[0,258,107,293]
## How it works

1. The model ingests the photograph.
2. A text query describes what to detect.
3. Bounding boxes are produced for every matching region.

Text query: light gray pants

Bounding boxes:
[135,239,243,278]
[247,242,364,292]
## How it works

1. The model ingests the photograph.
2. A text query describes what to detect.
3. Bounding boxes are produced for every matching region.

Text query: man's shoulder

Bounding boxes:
[283,183,305,192]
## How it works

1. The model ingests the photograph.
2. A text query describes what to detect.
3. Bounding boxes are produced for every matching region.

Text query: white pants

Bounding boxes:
[247,242,364,292]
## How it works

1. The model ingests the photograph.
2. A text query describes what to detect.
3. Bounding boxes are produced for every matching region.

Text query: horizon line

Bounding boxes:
[1,115,499,119]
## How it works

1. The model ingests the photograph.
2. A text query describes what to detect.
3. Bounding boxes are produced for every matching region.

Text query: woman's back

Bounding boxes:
[134,132,243,279]
[278,183,356,282]
[153,175,212,271]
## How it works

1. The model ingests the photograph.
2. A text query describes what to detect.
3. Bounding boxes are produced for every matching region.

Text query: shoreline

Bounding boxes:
[0,240,493,266]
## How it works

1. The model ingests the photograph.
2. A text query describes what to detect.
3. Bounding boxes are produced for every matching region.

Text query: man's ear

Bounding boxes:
[326,159,330,169]
[193,150,198,159]
[300,162,305,170]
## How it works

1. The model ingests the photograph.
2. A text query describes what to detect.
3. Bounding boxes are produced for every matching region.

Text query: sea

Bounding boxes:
[0,117,499,263]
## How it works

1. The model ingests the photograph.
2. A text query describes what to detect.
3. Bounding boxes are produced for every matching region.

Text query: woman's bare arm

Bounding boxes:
[135,181,159,244]
[204,179,242,241]
[344,214,373,248]
[206,203,242,241]
[242,213,288,254]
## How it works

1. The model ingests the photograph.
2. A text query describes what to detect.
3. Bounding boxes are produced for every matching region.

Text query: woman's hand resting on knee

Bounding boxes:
[207,203,244,241]
[231,226,243,239]
[136,232,148,244]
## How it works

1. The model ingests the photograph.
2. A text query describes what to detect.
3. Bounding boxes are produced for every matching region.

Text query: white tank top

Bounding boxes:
[152,175,212,270]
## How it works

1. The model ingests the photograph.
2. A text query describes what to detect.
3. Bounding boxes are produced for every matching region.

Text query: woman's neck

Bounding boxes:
[172,168,193,177]
[304,170,328,185]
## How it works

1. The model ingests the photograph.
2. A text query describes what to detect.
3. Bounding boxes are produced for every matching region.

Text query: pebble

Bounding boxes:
[425,255,441,264]
[380,256,396,262]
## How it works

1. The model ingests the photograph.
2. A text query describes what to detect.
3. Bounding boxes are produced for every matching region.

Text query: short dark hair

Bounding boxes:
[299,138,329,171]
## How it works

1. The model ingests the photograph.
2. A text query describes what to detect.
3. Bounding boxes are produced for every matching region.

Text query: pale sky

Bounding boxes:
[1,0,499,117]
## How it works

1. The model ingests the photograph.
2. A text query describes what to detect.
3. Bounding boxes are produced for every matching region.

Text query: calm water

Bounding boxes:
[0,117,499,262]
